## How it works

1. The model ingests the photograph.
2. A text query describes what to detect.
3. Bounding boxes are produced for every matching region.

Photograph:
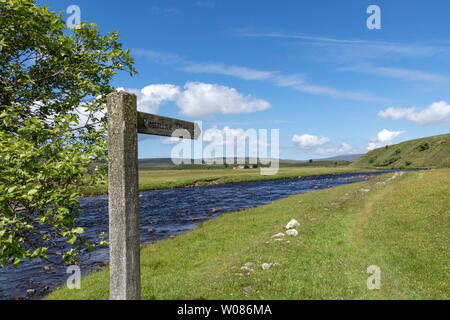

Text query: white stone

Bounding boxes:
[244,262,253,268]
[262,263,273,270]
[286,219,300,229]
[240,266,253,272]
[286,229,298,236]
[271,233,285,238]
[273,262,282,267]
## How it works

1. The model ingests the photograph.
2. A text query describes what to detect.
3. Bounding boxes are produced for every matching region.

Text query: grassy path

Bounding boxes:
[49,169,449,300]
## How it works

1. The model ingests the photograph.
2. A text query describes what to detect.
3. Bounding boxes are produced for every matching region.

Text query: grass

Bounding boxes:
[81,166,368,196]
[49,169,449,300]
[352,133,450,169]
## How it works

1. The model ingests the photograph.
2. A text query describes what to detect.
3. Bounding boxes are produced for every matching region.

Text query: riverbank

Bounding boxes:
[81,166,372,196]
[49,169,449,299]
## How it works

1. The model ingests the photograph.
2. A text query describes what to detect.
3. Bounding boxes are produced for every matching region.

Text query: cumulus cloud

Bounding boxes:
[175,82,271,117]
[119,82,270,118]
[378,101,450,125]
[367,129,404,151]
[118,84,181,114]
[292,134,331,149]
[292,134,354,156]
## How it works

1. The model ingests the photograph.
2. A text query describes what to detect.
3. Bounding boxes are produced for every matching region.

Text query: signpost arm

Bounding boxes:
[107,91,140,300]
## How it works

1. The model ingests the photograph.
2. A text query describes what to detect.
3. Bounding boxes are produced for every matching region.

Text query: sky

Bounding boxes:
[38,0,450,160]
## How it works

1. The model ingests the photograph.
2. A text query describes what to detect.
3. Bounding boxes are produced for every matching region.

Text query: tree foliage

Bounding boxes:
[0,0,136,266]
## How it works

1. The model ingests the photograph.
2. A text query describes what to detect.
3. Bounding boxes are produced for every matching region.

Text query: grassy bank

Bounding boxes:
[50,169,449,299]
[81,166,368,196]
[352,133,450,169]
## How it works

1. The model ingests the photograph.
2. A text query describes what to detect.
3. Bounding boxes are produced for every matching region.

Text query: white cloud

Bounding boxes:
[337,65,450,83]
[73,106,105,128]
[367,129,404,151]
[176,82,271,117]
[150,5,182,16]
[292,134,354,156]
[119,84,181,114]
[273,74,387,103]
[292,134,331,149]
[232,28,449,58]
[182,62,274,81]
[196,1,215,8]
[133,49,183,65]
[378,107,416,120]
[378,101,450,125]
[119,83,270,118]
[134,49,389,103]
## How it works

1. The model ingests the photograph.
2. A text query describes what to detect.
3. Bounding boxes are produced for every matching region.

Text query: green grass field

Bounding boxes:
[49,169,449,300]
[82,166,367,196]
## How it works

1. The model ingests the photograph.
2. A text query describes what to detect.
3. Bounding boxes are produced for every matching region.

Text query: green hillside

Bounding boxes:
[353,133,450,169]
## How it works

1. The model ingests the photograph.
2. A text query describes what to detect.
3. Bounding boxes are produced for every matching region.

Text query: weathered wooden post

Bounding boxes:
[107,92,140,300]
[106,90,200,300]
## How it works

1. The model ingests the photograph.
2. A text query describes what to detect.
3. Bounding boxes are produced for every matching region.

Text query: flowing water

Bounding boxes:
[0,170,399,300]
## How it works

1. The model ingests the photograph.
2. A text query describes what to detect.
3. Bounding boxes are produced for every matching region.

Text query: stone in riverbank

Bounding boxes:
[262,263,273,270]
[286,229,298,236]
[262,262,282,270]
[271,232,285,238]
[286,219,300,229]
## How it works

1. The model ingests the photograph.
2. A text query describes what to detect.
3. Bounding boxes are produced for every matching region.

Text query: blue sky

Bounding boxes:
[39,0,450,160]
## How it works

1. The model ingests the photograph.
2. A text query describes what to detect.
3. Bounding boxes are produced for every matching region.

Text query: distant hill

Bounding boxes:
[352,133,450,169]
[137,157,352,170]
[316,154,364,162]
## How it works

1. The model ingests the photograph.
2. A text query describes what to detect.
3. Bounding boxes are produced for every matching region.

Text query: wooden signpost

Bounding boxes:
[106,91,200,300]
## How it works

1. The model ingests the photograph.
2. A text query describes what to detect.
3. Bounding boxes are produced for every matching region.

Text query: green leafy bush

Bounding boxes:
[0,0,135,266]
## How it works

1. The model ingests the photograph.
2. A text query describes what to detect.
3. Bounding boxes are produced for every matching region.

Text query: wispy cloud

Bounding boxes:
[150,5,182,16]
[232,27,450,58]
[337,64,450,83]
[271,74,387,103]
[134,49,389,103]
[182,62,275,80]
[196,1,215,9]
[235,30,366,45]
[133,49,183,65]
